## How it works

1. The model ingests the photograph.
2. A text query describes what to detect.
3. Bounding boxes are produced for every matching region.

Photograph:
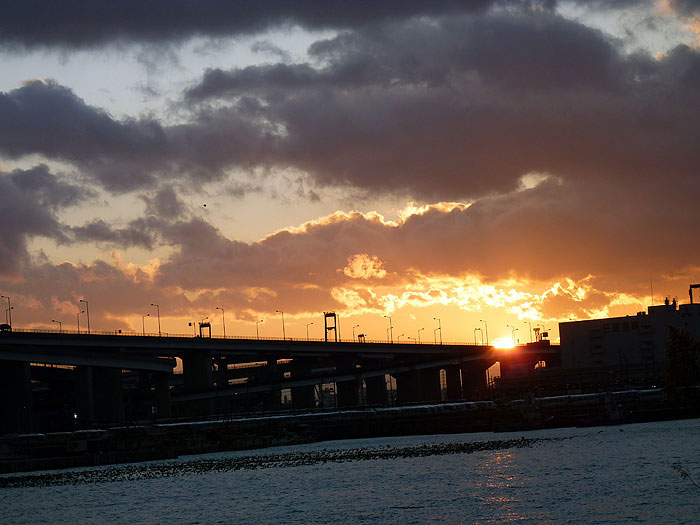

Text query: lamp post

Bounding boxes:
[306,322,313,340]
[507,324,518,345]
[150,303,161,336]
[216,306,226,338]
[256,319,264,339]
[398,333,405,343]
[474,327,482,344]
[352,324,360,342]
[142,313,150,335]
[524,320,533,343]
[275,310,285,340]
[407,336,416,344]
[1,295,11,326]
[433,317,442,344]
[479,319,489,345]
[418,327,424,343]
[77,310,84,332]
[51,319,62,333]
[384,315,393,343]
[80,299,90,334]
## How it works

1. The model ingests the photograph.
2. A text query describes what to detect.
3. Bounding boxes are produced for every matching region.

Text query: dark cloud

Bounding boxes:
[0,80,271,192]
[141,186,187,220]
[671,0,700,15]
[69,218,157,250]
[185,10,700,200]
[0,165,89,277]
[0,0,501,50]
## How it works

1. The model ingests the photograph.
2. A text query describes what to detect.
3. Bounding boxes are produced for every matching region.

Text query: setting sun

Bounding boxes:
[491,337,516,349]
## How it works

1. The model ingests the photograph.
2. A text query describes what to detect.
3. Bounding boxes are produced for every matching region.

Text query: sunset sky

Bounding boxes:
[1,0,699,344]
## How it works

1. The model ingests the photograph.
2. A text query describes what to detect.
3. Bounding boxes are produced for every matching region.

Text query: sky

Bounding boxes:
[1,0,700,345]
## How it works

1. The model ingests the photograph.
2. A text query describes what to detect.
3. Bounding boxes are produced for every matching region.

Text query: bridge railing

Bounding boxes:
[1,327,496,346]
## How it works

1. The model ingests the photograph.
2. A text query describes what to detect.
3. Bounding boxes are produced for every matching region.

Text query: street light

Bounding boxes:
[479,319,489,345]
[352,324,360,342]
[51,319,62,332]
[474,327,482,344]
[80,299,90,334]
[216,306,226,338]
[407,336,416,343]
[418,327,424,343]
[306,321,314,340]
[506,324,519,345]
[151,303,161,336]
[524,320,533,343]
[398,333,405,343]
[383,315,393,343]
[77,310,84,332]
[1,295,11,326]
[275,310,286,340]
[256,319,264,338]
[433,317,442,344]
[142,313,150,335]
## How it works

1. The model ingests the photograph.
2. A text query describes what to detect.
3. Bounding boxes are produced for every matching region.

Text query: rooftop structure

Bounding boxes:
[559,287,700,382]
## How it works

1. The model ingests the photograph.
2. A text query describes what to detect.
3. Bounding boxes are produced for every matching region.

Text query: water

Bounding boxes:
[2,419,699,523]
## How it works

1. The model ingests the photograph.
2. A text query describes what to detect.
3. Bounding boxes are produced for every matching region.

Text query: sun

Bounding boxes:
[491,337,515,349]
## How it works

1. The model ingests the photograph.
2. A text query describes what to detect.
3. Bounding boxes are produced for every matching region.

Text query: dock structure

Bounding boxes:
[0,329,558,434]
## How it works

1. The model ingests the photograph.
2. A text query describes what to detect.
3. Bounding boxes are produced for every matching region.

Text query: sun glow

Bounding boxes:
[492,337,515,349]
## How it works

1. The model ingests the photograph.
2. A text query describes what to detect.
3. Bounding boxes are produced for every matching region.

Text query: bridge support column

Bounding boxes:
[291,361,315,410]
[0,360,32,434]
[75,366,95,426]
[445,365,462,401]
[93,367,125,425]
[335,360,361,408]
[365,375,387,406]
[336,378,360,408]
[183,350,214,417]
[420,368,442,402]
[261,359,282,411]
[75,366,125,426]
[215,357,228,389]
[154,372,172,420]
[396,370,422,404]
[461,362,487,400]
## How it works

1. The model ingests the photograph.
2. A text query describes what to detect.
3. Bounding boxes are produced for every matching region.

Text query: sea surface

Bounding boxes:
[2,418,699,523]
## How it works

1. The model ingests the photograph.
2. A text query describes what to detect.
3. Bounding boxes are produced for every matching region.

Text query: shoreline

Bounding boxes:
[2,390,698,475]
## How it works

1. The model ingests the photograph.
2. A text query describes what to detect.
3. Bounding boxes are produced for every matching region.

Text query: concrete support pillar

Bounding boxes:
[215,357,228,389]
[93,367,125,425]
[420,368,442,402]
[336,379,360,408]
[461,362,487,400]
[154,372,172,420]
[396,370,422,404]
[0,360,32,434]
[183,350,214,417]
[291,361,316,410]
[335,359,361,408]
[445,365,462,401]
[365,375,387,406]
[75,365,95,426]
[261,359,282,411]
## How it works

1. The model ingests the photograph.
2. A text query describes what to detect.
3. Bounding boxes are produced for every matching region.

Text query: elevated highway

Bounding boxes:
[0,329,559,434]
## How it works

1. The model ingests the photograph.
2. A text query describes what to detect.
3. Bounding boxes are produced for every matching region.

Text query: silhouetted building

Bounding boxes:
[559,296,700,382]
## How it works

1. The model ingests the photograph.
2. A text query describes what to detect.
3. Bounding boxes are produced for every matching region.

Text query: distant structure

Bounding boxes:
[559,284,700,382]
[324,312,340,342]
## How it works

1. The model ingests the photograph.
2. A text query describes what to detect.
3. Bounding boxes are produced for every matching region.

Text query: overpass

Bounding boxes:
[0,329,558,434]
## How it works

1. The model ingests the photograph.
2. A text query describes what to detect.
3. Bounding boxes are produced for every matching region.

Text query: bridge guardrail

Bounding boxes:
[0,327,499,347]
